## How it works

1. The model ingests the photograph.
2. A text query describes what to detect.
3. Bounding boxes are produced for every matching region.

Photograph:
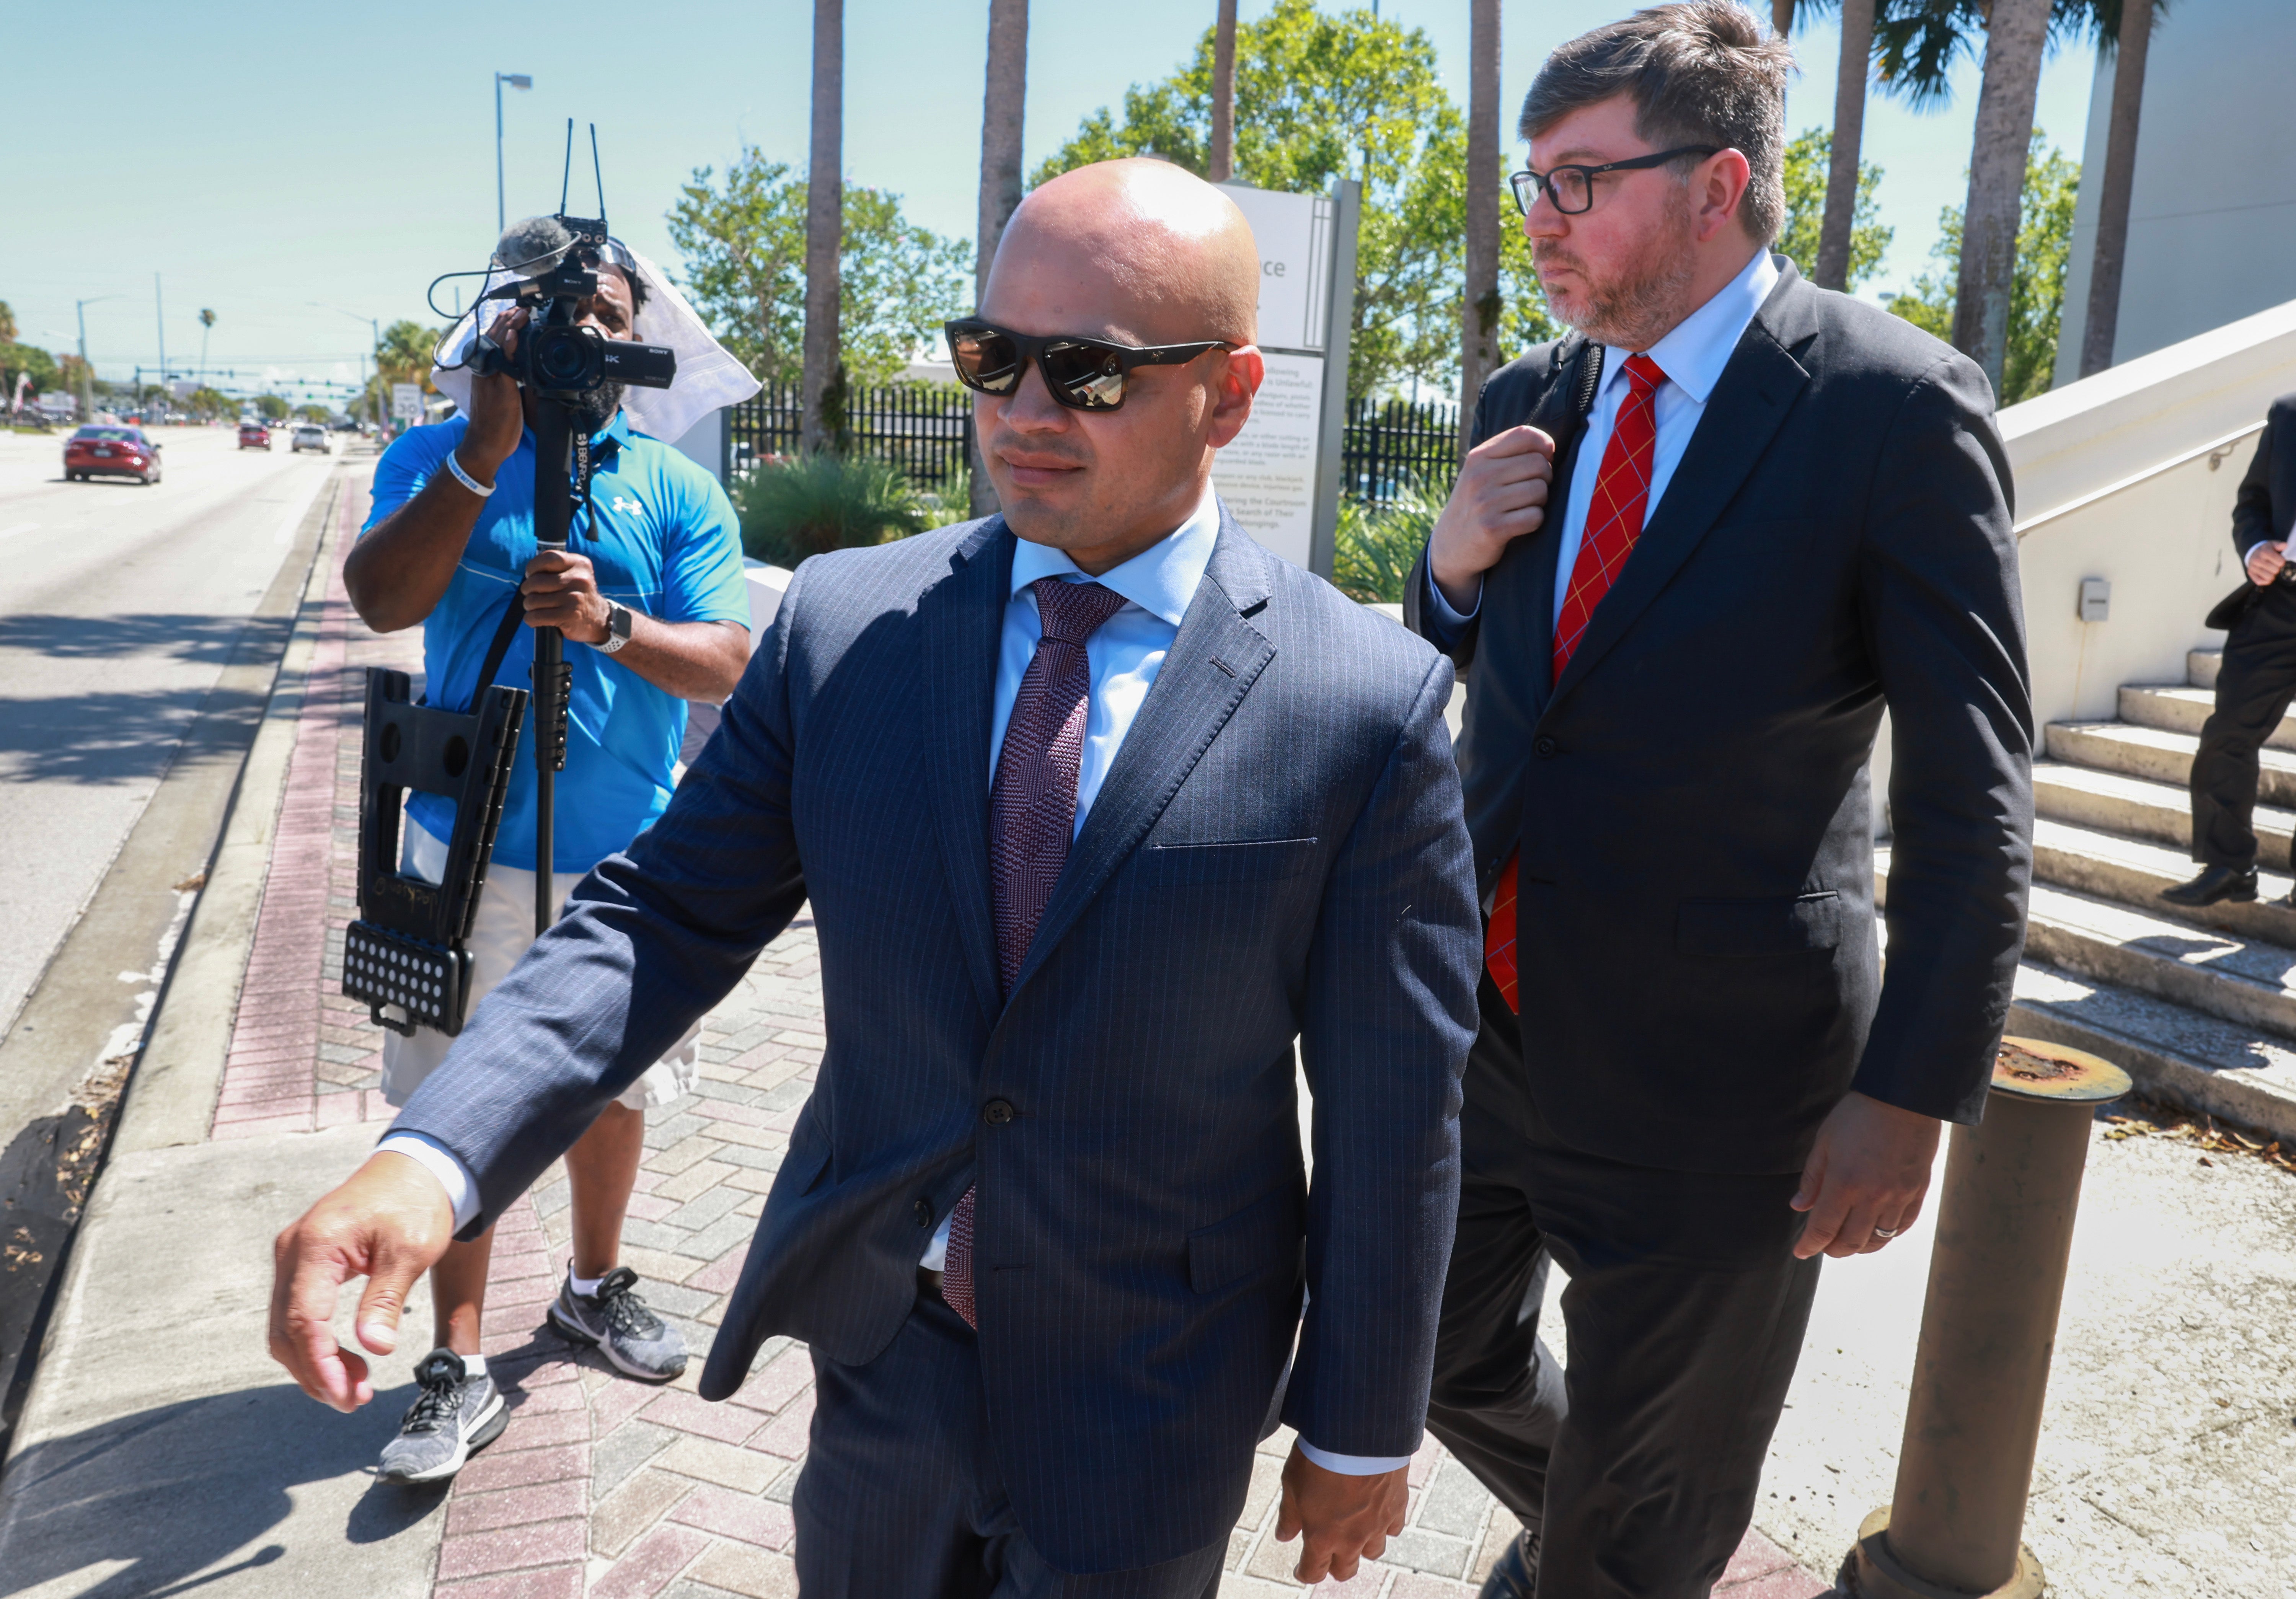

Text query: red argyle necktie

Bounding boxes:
[943,576,1128,1328]
[1486,354,1666,1012]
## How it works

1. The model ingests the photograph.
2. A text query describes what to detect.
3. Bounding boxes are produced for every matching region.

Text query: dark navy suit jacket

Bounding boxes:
[395,509,1484,1573]
[1404,263,2034,1176]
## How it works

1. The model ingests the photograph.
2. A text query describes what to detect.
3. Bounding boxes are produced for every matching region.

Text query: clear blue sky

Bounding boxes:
[3,0,2101,401]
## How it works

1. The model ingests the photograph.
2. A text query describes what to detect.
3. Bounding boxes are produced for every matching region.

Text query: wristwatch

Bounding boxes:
[600,602,634,654]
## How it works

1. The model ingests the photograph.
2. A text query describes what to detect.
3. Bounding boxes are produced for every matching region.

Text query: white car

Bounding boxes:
[290,424,329,455]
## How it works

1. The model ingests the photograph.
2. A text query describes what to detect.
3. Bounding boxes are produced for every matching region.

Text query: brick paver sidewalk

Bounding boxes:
[212,477,1827,1598]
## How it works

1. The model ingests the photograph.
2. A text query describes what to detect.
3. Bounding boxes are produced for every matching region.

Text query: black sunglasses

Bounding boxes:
[943,318,1238,412]
[1508,145,1723,216]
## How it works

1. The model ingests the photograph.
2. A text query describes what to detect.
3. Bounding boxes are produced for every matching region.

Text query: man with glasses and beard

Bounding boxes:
[337,248,753,1484]
[1402,5,2033,1595]
[272,158,1483,1593]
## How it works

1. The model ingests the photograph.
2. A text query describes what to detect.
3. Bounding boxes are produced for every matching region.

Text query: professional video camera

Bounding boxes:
[466,210,677,400]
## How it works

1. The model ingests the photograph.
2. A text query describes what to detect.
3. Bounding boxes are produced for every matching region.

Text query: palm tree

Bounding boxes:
[1461,0,1501,448]
[2078,0,2155,377]
[1208,0,1239,183]
[1949,0,2053,392]
[198,308,217,386]
[972,0,1029,514]
[1815,0,1878,291]
[801,0,846,456]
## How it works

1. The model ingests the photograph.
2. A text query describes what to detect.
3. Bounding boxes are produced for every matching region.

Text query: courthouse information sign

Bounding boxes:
[1214,180,1361,578]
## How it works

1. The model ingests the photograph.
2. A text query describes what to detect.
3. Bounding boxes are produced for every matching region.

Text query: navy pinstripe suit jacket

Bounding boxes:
[393,507,1484,1573]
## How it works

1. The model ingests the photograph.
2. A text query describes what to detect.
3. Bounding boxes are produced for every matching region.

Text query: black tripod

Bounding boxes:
[527,395,583,937]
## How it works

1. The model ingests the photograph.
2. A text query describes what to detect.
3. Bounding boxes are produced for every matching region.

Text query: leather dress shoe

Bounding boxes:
[1477,1527,1541,1599]
[2159,865,2258,906]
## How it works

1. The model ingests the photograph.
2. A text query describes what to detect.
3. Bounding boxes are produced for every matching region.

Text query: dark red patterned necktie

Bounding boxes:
[943,577,1129,1328]
[1486,354,1666,1013]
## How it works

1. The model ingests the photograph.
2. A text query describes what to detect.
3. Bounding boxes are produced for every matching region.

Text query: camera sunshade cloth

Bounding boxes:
[431,240,760,446]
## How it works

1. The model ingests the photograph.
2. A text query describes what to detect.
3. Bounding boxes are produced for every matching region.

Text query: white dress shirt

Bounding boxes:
[383,482,1397,1473]
[1427,247,1781,637]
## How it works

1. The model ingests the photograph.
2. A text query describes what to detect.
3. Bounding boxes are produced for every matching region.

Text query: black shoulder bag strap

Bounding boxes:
[469,588,527,706]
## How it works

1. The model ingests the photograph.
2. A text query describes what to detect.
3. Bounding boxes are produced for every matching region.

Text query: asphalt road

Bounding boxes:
[0,425,334,1043]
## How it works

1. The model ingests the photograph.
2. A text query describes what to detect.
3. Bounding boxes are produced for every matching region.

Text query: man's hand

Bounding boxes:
[457,307,531,483]
[1790,1091,1941,1260]
[1427,425,1556,613]
[2249,540,2288,587]
[1272,1447,1409,1584]
[523,549,612,644]
[268,1152,457,1412]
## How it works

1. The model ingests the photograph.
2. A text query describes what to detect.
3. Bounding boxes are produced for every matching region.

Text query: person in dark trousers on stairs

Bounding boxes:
[1401,7,2035,1596]
[2167,392,2296,907]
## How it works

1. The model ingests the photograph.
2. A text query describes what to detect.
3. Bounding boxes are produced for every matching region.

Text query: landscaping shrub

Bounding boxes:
[735,453,926,567]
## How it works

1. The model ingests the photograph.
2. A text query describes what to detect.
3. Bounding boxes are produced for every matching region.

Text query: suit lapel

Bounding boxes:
[1002,517,1277,1005]
[1546,267,1817,710]
[1501,337,1598,722]
[919,517,1014,1024]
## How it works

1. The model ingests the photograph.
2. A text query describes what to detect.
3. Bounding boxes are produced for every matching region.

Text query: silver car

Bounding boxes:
[291,424,329,455]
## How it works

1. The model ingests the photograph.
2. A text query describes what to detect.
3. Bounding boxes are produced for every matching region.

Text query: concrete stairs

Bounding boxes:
[1911,649,2296,1140]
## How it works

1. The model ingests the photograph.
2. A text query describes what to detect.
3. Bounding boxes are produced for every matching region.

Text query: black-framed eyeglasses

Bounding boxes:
[1508,146,1723,216]
[943,318,1238,412]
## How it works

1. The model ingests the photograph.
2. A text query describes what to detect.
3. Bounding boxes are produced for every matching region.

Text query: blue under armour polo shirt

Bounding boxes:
[363,411,749,874]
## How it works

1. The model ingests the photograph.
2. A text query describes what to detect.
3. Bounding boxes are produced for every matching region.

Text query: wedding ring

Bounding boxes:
[1872,1225,1900,1239]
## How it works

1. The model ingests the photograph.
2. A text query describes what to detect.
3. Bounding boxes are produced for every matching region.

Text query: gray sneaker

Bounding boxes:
[377,1349,507,1483]
[548,1264,688,1382]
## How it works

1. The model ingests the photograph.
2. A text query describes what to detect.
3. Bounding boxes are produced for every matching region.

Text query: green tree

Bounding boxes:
[667,147,973,391]
[1032,0,1552,401]
[1774,129,1892,293]
[2,341,61,396]
[375,321,444,392]
[1887,132,2079,404]
[0,301,16,344]
[294,403,331,422]
[255,393,290,421]
[186,386,236,421]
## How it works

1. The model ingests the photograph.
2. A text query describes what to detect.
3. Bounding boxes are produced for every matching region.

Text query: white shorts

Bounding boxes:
[379,822,699,1112]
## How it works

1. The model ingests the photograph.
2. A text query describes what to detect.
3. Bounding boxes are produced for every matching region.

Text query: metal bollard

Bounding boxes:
[1844,1037,2129,1599]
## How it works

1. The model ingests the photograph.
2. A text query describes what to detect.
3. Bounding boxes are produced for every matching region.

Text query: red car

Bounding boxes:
[62,425,163,485]
[238,421,273,450]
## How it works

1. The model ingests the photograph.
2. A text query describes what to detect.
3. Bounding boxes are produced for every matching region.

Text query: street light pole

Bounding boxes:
[311,302,386,439]
[75,295,121,420]
[496,72,533,233]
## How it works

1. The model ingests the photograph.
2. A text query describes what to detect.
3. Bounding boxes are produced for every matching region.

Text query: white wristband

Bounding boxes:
[443,447,495,498]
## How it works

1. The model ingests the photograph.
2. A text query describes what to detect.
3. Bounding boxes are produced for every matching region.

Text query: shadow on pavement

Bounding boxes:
[0,613,286,668]
[0,686,269,785]
[0,1381,445,1599]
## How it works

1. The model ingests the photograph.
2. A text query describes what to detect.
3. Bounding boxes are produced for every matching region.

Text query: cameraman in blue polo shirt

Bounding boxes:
[344,246,751,1483]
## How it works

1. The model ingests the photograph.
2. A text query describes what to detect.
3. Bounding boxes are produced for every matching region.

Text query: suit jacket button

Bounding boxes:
[913,1198,933,1227]
[1534,737,1559,758]
[983,1099,1016,1126]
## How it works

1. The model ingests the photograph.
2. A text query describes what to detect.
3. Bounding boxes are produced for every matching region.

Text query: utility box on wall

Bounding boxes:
[2079,577,2111,623]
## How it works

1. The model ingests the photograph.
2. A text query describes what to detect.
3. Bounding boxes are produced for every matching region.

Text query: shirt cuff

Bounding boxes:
[1420,564,1481,647]
[377,1132,480,1232]
[1296,1441,1414,1475]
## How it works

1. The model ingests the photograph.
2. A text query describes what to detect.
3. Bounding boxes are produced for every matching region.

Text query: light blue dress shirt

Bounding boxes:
[1427,248,1781,637]
[384,484,1401,1472]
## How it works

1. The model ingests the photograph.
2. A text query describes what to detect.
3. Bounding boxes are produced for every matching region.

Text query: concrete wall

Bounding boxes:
[2012,296,2296,729]
[2055,0,2296,386]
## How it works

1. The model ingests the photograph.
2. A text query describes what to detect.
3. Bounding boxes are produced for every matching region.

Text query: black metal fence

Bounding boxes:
[725,382,974,486]
[723,382,1461,510]
[1342,396,1459,506]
